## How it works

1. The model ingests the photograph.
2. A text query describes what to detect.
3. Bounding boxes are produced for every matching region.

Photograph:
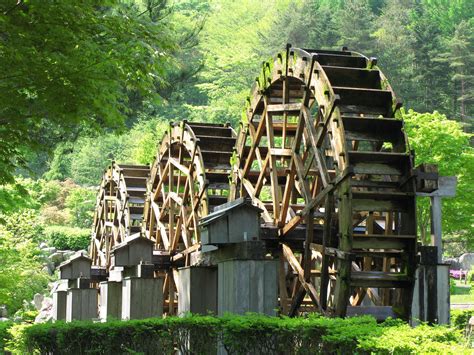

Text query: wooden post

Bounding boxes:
[430,195,443,262]
[333,179,352,317]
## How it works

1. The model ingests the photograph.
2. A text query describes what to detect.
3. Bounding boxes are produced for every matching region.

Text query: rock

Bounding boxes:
[50,280,68,294]
[0,318,9,322]
[42,262,56,276]
[459,253,474,271]
[444,257,461,269]
[34,297,53,324]
[63,250,75,261]
[0,305,7,318]
[39,242,48,250]
[42,247,57,255]
[49,252,65,264]
[33,293,44,311]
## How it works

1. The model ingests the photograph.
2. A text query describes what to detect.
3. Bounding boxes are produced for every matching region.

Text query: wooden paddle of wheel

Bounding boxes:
[90,162,150,271]
[230,46,417,320]
[143,121,236,314]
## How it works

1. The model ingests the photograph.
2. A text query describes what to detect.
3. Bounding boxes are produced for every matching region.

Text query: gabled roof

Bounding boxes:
[199,197,261,227]
[112,234,154,253]
[59,251,91,268]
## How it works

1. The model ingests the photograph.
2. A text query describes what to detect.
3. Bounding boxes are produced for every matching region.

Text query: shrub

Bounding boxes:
[44,225,90,251]
[10,314,470,354]
[1,209,45,244]
[467,266,474,283]
[0,321,13,353]
[64,187,96,229]
[0,228,50,314]
[451,309,474,331]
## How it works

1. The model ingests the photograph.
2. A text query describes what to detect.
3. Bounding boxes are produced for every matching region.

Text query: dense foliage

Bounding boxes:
[403,110,474,251]
[0,226,50,314]
[0,0,176,185]
[0,0,472,325]
[0,180,93,314]
[4,314,469,354]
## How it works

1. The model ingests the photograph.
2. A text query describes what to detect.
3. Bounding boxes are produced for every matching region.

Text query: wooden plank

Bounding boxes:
[320,193,333,310]
[242,108,267,177]
[266,102,302,114]
[171,243,200,262]
[264,97,281,221]
[301,106,330,187]
[333,178,352,317]
[279,254,289,315]
[270,148,293,156]
[282,244,323,314]
[169,157,189,176]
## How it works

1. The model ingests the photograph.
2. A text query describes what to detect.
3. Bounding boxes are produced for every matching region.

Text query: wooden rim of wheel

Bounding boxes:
[230,46,417,319]
[143,121,236,314]
[90,162,150,270]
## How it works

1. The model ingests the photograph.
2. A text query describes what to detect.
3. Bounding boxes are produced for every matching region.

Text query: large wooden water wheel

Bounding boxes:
[230,46,417,319]
[143,121,236,314]
[90,162,150,270]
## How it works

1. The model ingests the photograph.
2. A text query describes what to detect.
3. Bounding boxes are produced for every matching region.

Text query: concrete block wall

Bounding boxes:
[66,288,98,322]
[122,277,163,320]
[218,259,278,316]
[177,266,217,316]
[52,290,67,321]
[99,281,122,321]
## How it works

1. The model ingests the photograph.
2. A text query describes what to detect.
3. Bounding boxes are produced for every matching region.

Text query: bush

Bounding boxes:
[0,321,13,353]
[467,266,474,283]
[0,228,50,314]
[44,226,90,251]
[451,309,474,331]
[64,187,95,228]
[9,314,469,354]
[1,209,45,244]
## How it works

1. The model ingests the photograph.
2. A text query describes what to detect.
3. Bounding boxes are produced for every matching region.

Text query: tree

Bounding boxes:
[438,20,474,130]
[0,0,175,184]
[373,0,417,108]
[336,0,376,55]
[402,110,473,253]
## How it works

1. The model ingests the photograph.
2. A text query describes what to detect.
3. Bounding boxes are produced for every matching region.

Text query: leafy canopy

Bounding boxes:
[0,0,175,184]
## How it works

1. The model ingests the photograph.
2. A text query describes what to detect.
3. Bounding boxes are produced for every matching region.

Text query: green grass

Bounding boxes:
[451,280,474,304]
[451,293,474,304]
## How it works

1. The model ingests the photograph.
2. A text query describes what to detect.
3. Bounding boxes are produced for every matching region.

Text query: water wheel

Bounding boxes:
[230,46,417,319]
[90,162,150,270]
[143,121,236,314]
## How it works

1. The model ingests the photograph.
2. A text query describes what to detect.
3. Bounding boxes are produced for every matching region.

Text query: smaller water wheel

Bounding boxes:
[90,162,150,270]
[143,121,236,314]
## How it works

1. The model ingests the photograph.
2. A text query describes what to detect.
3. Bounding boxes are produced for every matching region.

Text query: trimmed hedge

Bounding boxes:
[44,225,90,251]
[7,314,470,354]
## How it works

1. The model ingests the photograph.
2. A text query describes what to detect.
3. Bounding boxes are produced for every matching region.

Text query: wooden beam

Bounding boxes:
[282,244,324,314]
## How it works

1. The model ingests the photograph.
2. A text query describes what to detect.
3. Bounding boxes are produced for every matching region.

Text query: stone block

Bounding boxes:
[218,259,278,316]
[99,281,122,321]
[66,288,98,322]
[177,266,217,316]
[122,277,163,320]
[52,290,67,321]
[123,263,155,278]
